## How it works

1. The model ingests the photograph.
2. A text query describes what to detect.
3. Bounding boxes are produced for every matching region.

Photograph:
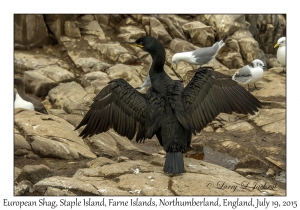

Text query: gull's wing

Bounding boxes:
[192,40,225,65]
[238,65,252,75]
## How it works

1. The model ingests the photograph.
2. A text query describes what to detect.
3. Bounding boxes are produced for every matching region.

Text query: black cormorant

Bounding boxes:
[75,36,261,174]
[14,76,48,114]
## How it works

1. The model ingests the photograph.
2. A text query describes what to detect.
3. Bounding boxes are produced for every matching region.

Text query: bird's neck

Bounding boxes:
[149,49,166,76]
[15,84,29,101]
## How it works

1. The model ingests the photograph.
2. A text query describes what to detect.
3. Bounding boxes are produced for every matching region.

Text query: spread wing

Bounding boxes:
[183,67,261,133]
[75,78,149,140]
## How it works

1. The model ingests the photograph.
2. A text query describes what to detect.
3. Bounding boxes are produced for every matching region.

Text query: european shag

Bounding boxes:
[274,37,286,73]
[75,36,261,174]
[232,59,266,90]
[14,76,48,114]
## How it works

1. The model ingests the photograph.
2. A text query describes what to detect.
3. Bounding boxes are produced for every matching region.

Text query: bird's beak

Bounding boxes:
[170,63,174,70]
[170,63,177,71]
[274,43,279,48]
[121,41,144,49]
[170,63,183,81]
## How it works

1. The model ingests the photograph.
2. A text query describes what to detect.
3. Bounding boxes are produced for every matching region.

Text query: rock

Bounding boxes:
[64,21,81,38]
[24,65,74,96]
[33,176,100,195]
[275,171,286,183]
[251,109,285,135]
[73,159,162,179]
[219,140,249,158]
[73,57,112,73]
[157,15,186,40]
[48,109,83,127]
[118,25,146,41]
[224,121,254,132]
[255,14,286,54]
[182,21,215,46]
[216,113,239,123]
[26,151,41,160]
[81,71,110,88]
[87,132,119,158]
[90,78,111,94]
[110,14,125,28]
[14,167,22,181]
[14,133,32,155]
[235,154,269,171]
[117,156,129,162]
[87,157,116,168]
[44,14,79,39]
[118,172,173,195]
[236,35,262,64]
[87,40,135,64]
[235,168,266,176]
[14,109,97,160]
[44,187,77,196]
[203,15,247,38]
[18,164,53,184]
[149,17,172,45]
[265,168,275,178]
[108,130,150,156]
[48,81,95,114]
[171,158,281,195]
[14,180,33,196]
[203,126,214,132]
[251,70,286,100]
[72,174,131,195]
[80,15,95,22]
[106,64,143,88]
[265,156,286,171]
[79,20,106,41]
[23,70,57,97]
[14,14,49,50]
[14,51,59,74]
[94,14,110,28]
[216,40,244,69]
[169,38,197,53]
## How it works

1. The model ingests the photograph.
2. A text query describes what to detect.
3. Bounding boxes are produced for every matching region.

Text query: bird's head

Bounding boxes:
[121,36,164,55]
[274,37,286,48]
[170,54,181,70]
[251,59,267,70]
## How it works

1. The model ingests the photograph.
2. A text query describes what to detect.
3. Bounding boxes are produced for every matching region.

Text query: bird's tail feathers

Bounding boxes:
[219,35,228,48]
[163,152,184,174]
[163,142,186,174]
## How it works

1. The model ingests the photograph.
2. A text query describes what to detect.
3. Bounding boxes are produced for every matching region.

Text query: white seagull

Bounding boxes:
[171,36,228,70]
[14,76,48,114]
[232,59,266,91]
[274,37,286,72]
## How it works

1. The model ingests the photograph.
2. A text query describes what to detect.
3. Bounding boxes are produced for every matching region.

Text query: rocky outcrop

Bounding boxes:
[13,14,286,196]
[30,157,284,196]
[14,109,96,159]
